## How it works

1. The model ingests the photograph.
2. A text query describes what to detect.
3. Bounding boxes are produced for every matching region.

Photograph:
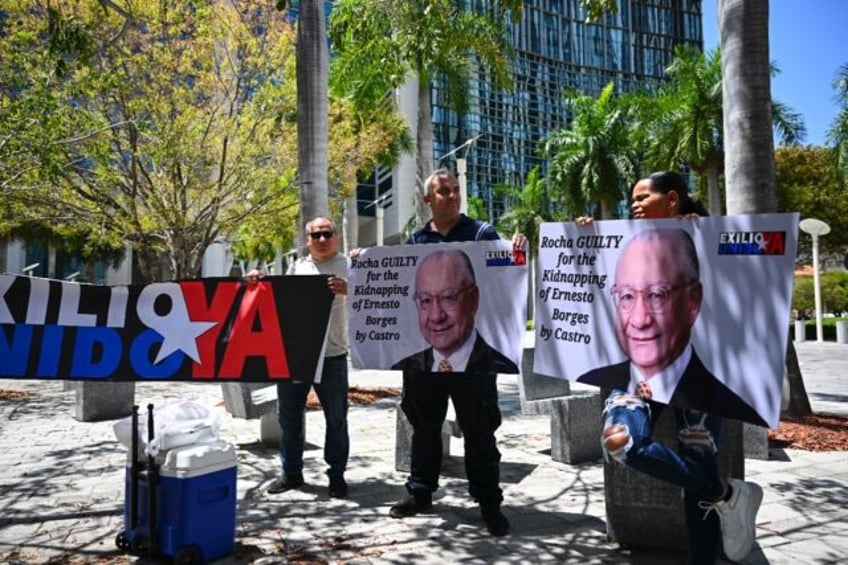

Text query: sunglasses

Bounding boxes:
[308,230,335,241]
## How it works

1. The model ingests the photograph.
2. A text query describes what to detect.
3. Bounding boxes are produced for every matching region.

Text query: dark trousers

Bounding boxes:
[276,354,349,478]
[401,371,503,507]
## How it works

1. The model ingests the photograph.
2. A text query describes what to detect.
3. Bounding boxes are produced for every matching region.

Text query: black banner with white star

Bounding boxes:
[0,275,333,382]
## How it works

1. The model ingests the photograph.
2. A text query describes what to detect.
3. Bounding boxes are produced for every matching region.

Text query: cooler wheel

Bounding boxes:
[174,544,200,565]
[115,532,132,552]
[115,532,137,553]
[116,531,148,554]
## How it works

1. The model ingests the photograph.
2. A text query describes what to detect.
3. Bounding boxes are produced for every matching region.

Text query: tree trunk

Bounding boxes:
[719,0,810,415]
[783,334,813,417]
[706,164,722,216]
[415,79,434,228]
[296,0,329,244]
[719,0,776,215]
[343,193,358,253]
[599,200,611,220]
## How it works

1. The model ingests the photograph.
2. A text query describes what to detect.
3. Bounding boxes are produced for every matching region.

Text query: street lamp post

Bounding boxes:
[376,198,385,246]
[799,218,831,342]
[456,157,468,215]
[437,133,483,216]
[22,263,40,276]
[365,193,391,246]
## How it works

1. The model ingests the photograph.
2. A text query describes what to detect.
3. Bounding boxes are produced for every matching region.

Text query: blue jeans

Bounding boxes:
[602,390,723,564]
[276,354,349,478]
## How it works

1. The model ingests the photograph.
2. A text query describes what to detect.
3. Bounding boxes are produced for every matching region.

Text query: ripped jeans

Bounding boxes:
[602,390,724,564]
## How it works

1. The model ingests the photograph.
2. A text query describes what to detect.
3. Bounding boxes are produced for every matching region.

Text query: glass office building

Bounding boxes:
[356,0,703,242]
[432,0,703,219]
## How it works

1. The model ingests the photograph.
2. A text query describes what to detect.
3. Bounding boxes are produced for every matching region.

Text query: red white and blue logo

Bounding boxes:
[485,249,526,267]
[718,231,786,255]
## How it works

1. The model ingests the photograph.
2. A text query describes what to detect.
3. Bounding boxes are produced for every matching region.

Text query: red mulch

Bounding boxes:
[305,386,400,410]
[768,413,848,451]
[0,389,34,400]
[0,387,400,407]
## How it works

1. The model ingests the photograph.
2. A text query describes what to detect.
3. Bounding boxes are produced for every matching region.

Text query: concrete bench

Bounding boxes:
[221,383,282,445]
[394,400,462,472]
[549,392,603,465]
[71,381,135,422]
[743,422,769,460]
[221,383,277,419]
[519,347,571,415]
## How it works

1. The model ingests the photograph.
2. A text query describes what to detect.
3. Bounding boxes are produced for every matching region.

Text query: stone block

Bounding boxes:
[519,347,570,415]
[260,412,282,446]
[523,397,570,416]
[743,423,769,460]
[603,404,744,551]
[837,320,847,344]
[550,393,603,464]
[794,320,806,342]
[221,383,276,419]
[73,381,135,422]
[394,400,460,473]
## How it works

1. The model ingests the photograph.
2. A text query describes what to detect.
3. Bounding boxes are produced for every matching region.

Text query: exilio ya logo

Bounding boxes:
[485,249,526,266]
[718,231,787,255]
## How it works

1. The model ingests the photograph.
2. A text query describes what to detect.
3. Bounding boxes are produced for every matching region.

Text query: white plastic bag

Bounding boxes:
[113,399,223,456]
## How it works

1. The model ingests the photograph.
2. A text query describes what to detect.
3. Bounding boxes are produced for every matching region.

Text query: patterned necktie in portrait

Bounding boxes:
[637,380,653,401]
[438,359,453,372]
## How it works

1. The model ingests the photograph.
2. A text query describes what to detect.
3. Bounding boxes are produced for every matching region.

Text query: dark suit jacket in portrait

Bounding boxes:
[391,334,519,374]
[577,351,767,426]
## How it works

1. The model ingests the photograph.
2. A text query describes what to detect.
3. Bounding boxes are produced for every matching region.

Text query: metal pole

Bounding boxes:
[811,234,824,342]
[456,157,468,215]
[376,202,384,246]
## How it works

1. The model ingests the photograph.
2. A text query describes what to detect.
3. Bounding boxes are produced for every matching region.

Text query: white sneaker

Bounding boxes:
[699,478,763,562]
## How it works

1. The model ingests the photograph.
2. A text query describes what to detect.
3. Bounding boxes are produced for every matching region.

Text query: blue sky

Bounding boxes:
[701,0,847,146]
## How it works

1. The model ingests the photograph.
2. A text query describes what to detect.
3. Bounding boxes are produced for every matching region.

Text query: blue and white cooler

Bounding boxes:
[156,440,237,562]
[118,439,237,564]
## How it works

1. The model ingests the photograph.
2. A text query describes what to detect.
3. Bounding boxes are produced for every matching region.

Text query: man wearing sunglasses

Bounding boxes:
[577,228,766,425]
[248,216,351,498]
[387,168,526,537]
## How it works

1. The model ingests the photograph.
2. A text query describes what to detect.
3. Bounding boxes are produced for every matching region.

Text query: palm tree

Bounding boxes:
[541,82,639,219]
[495,166,555,318]
[638,47,725,215]
[828,63,848,183]
[329,0,521,227]
[295,0,329,236]
[328,18,415,250]
[718,0,811,417]
[495,166,555,251]
[719,0,776,215]
[637,45,805,216]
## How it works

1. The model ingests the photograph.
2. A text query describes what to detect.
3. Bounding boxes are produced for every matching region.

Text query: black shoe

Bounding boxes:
[481,505,510,537]
[267,473,305,494]
[389,493,433,518]
[328,475,348,498]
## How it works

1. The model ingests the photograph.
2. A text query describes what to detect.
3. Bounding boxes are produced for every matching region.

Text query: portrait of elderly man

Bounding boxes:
[392,248,518,374]
[577,228,766,426]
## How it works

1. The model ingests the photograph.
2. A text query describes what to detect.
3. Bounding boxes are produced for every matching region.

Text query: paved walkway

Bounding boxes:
[0,341,846,564]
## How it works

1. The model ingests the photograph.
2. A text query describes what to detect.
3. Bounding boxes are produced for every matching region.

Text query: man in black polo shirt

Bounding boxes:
[389,168,526,537]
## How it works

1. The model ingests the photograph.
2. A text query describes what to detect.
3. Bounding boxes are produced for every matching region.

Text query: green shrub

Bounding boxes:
[792,271,848,318]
